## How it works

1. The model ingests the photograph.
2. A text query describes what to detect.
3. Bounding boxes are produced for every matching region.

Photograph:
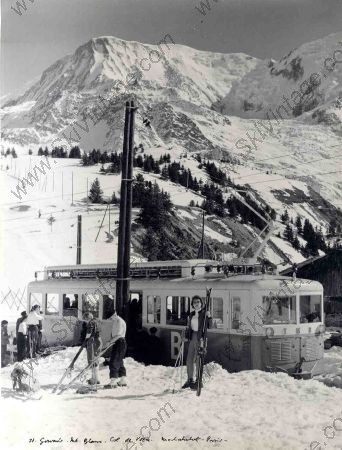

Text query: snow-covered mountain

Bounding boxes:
[1,33,342,278]
[215,32,342,128]
[0,36,258,149]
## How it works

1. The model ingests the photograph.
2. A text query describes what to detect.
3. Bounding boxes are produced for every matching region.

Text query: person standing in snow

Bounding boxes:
[27,305,44,358]
[182,295,212,389]
[1,320,9,367]
[105,310,127,389]
[17,312,28,361]
[83,312,102,385]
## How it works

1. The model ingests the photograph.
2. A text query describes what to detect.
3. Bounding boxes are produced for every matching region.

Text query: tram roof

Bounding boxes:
[28,274,323,291]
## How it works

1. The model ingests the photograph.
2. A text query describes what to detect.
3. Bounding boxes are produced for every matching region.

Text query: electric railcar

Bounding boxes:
[27,259,325,377]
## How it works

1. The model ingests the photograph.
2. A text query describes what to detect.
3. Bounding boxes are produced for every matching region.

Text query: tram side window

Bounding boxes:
[63,294,79,317]
[211,297,223,329]
[262,296,296,324]
[103,295,115,320]
[166,296,190,326]
[29,293,42,311]
[232,297,241,330]
[300,295,322,323]
[45,293,59,315]
[147,296,161,324]
[82,294,100,319]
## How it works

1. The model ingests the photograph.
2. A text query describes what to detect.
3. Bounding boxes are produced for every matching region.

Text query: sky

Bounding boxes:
[1,0,342,98]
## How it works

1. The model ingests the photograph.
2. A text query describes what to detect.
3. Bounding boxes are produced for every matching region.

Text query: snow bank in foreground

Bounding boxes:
[1,347,342,450]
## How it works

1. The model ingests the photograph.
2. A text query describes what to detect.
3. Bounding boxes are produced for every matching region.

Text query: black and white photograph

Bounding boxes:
[1,0,342,448]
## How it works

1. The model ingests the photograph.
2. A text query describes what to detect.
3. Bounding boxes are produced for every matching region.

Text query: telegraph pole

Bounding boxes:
[116,101,131,317]
[123,100,136,323]
[71,171,74,206]
[197,209,205,259]
[76,215,82,264]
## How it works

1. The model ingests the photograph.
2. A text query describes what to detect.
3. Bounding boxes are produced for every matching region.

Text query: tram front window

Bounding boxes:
[166,296,190,326]
[300,295,322,323]
[103,295,115,319]
[212,297,223,329]
[262,296,296,324]
[82,294,100,318]
[147,295,161,324]
[29,293,42,310]
[63,293,79,317]
[45,293,59,315]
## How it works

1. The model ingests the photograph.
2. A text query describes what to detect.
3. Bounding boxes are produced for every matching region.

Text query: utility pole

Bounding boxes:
[71,171,74,206]
[76,215,82,264]
[108,204,111,234]
[116,101,131,318]
[86,177,89,212]
[197,209,205,259]
[123,99,136,322]
[116,100,137,321]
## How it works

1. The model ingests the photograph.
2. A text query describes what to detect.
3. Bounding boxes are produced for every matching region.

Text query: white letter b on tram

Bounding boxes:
[171,331,182,360]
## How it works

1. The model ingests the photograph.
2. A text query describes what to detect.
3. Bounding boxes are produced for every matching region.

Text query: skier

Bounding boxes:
[182,295,212,390]
[27,305,44,358]
[17,312,28,362]
[105,310,127,389]
[83,312,102,385]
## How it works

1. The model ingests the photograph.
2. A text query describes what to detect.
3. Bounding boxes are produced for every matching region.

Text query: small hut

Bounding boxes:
[281,249,342,326]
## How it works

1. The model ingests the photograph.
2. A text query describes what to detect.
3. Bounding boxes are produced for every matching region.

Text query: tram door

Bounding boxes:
[128,291,142,331]
[228,290,251,371]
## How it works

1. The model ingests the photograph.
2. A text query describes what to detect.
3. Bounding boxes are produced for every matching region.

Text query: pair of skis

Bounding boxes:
[196,287,212,397]
[54,337,120,395]
[52,342,87,393]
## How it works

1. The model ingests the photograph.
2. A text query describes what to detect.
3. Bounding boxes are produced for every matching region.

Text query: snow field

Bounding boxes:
[1,347,342,450]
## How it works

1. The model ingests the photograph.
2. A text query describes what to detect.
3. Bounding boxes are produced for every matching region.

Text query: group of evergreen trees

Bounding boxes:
[281,210,327,256]
[2,148,17,158]
[37,146,81,159]
[225,194,276,227]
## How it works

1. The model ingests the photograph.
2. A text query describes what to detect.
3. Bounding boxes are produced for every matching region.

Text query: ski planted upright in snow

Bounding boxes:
[52,342,86,393]
[196,287,212,396]
[56,337,120,395]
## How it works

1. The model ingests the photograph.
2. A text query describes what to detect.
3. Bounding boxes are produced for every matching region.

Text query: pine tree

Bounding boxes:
[281,209,289,223]
[110,192,118,204]
[292,236,300,250]
[283,223,294,242]
[89,178,103,203]
[161,166,169,179]
[69,146,81,158]
[295,216,303,234]
[82,153,89,166]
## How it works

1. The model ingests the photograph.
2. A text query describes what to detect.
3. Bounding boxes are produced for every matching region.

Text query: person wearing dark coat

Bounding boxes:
[146,327,163,365]
[17,312,28,361]
[1,320,9,367]
[182,295,212,389]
